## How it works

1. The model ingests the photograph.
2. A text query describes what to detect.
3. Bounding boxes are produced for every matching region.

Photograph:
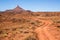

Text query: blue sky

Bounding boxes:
[0,0,60,12]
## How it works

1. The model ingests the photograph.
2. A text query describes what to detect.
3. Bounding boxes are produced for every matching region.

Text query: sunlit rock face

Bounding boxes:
[0,6,60,40]
[12,5,25,12]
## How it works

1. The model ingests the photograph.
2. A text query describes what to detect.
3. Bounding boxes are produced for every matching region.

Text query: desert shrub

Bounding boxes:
[0,20,3,22]
[35,14,40,16]
[20,31,23,33]
[0,14,2,16]
[57,21,60,23]
[32,14,40,16]
[36,20,42,23]
[0,30,8,37]
[0,31,3,34]
[18,19,22,22]
[31,22,35,25]
[11,18,22,23]
[26,20,31,22]
[5,29,10,30]
[25,36,36,40]
[57,26,60,28]
[30,13,35,16]
[30,20,40,27]
[19,27,24,29]
[12,28,16,31]
[11,18,17,23]
[45,14,49,16]
[0,30,7,34]
[24,31,29,34]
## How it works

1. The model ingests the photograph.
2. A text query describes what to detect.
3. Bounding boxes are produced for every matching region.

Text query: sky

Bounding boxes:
[0,0,60,12]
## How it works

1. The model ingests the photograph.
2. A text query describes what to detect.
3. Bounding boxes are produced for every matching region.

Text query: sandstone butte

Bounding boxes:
[0,5,60,40]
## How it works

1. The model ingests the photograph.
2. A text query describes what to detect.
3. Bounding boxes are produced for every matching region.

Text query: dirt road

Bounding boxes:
[34,19,60,40]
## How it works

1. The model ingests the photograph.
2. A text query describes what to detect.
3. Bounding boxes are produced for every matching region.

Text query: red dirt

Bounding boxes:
[35,20,60,40]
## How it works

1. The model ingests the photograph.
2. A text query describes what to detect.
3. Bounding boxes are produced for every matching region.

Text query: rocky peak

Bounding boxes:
[13,5,25,12]
[5,5,25,12]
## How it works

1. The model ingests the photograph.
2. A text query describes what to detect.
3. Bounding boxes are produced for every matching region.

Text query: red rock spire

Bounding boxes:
[13,5,24,12]
[5,5,25,12]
